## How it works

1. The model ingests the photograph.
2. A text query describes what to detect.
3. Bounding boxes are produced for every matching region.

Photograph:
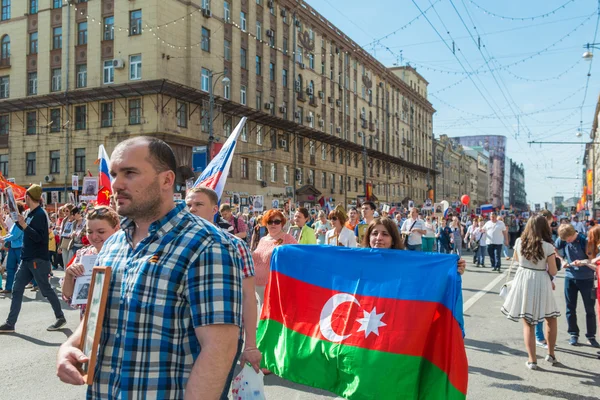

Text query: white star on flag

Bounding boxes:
[356,307,386,338]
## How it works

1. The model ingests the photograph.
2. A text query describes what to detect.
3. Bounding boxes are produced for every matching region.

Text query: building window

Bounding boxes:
[129,99,141,125]
[49,150,60,174]
[130,10,142,35]
[177,101,187,128]
[1,0,10,21]
[103,60,114,84]
[50,109,60,132]
[283,165,289,184]
[240,11,247,31]
[224,39,231,61]
[241,157,248,179]
[223,80,230,99]
[53,27,62,50]
[321,172,326,188]
[78,22,87,45]
[104,16,114,40]
[201,27,210,52]
[201,68,210,91]
[75,105,87,130]
[255,55,261,76]
[29,32,37,54]
[51,68,61,92]
[26,111,36,135]
[0,114,7,134]
[76,64,87,88]
[321,144,326,160]
[101,102,113,127]
[255,91,262,111]
[257,125,263,145]
[282,69,288,87]
[26,152,36,176]
[53,0,61,8]
[270,163,276,182]
[129,55,142,80]
[256,21,262,40]
[240,48,247,69]
[0,154,7,176]
[296,46,303,63]
[74,148,85,173]
[0,35,9,65]
[224,1,230,22]
[269,62,275,81]
[256,160,263,181]
[27,72,37,95]
[240,124,248,142]
[309,53,314,69]
[283,37,288,54]
[240,85,246,105]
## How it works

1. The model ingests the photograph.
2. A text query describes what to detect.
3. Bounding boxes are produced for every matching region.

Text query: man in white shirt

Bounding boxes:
[400,207,427,251]
[570,215,585,234]
[482,212,508,272]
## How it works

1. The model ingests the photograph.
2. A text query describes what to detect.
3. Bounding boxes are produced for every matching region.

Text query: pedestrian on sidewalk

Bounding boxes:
[471,218,487,267]
[186,187,262,396]
[501,215,560,370]
[555,224,599,347]
[0,184,67,333]
[422,216,436,252]
[56,137,244,398]
[483,212,508,272]
[449,217,464,257]
[400,207,426,251]
[436,218,452,254]
[0,202,25,294]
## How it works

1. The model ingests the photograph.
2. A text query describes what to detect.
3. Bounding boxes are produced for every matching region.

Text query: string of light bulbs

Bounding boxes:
[504,58,583,82]
[403,11,595,76]
[467,0,578,21]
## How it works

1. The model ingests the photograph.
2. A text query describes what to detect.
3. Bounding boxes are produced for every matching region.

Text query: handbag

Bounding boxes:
[499,257,517,299]
[400,220,418,248]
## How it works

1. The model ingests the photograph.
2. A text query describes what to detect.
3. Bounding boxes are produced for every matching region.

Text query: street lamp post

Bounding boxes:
[582,42,600,60]
[207,71,230,162]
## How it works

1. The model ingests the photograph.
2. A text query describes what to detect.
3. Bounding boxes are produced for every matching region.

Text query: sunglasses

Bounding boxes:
[330,217,338,221]
[267,220,282,225]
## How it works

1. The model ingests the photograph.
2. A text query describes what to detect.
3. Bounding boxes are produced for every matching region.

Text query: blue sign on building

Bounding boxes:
[192,146,208,173]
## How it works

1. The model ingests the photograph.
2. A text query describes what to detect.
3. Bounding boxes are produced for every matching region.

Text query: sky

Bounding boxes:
[307,0,600,206]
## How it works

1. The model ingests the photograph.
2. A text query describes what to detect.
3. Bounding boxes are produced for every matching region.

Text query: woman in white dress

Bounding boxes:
[501,215,560,370]
[325,209,357,248]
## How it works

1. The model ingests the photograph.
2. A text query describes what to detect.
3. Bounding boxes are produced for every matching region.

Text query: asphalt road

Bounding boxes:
[0,252,598,399]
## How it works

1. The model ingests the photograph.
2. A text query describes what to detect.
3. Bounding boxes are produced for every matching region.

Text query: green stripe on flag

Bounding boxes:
[258,320,466,400]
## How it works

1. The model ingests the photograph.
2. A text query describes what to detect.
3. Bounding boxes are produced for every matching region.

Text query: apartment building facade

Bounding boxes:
[0,0,436,207]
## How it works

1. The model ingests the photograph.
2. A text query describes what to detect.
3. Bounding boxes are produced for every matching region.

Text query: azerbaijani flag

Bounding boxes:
[96,145,113,206]
[257,246,468,400]
[193,117,247,200]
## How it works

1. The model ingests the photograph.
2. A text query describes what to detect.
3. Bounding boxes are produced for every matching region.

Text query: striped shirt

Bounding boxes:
[87,202,243,399]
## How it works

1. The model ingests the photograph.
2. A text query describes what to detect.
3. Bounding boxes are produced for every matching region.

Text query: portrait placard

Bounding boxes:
[357,224,368,246]
[80,266,112,385]
[288,226,301,242]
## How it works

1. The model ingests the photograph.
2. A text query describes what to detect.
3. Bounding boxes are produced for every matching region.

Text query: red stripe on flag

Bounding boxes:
[262,271,468,395]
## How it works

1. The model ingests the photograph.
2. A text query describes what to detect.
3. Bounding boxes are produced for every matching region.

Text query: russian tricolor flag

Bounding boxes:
[193,117,247,200]
[481,204,493,215]
[96,144,113,206]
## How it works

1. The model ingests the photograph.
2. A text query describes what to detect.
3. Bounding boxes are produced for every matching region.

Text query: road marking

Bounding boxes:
[463,271,508,312]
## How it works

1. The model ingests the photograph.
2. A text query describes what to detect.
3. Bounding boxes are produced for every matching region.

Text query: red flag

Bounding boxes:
[0,173,27,200]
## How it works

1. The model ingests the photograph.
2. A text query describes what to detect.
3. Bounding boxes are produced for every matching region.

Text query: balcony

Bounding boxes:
[369,122,375,132]
[310,154,316,166]
[297,92,306,102]
[0,58,10,69]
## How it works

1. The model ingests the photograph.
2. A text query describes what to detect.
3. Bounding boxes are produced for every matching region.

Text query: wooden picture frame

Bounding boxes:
[357,224,368,246]
[79,266,112,385]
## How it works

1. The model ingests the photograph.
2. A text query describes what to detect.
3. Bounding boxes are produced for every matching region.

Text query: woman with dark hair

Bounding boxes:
[501,215,560,370]
[361,218,466,274]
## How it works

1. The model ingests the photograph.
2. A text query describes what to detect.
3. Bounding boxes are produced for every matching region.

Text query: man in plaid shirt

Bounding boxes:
[186,186,261,399]
[56,137,243,399]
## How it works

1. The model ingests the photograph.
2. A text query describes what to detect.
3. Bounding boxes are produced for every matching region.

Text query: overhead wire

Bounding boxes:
[467,0,578,21]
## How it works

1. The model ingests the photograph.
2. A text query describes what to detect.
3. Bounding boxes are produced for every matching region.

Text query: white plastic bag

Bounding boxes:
[231,364,266,400]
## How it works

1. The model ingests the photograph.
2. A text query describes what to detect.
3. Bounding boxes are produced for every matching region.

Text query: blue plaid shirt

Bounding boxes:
[87,202,243,399]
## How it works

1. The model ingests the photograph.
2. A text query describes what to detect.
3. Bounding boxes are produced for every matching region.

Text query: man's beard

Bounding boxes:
[116,181,162,220]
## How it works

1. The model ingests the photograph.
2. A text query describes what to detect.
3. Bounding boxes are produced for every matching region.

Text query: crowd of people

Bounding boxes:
[0,135,596,396]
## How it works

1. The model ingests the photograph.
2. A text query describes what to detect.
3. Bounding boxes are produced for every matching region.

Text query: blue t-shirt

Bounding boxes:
[555,234,595,280]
